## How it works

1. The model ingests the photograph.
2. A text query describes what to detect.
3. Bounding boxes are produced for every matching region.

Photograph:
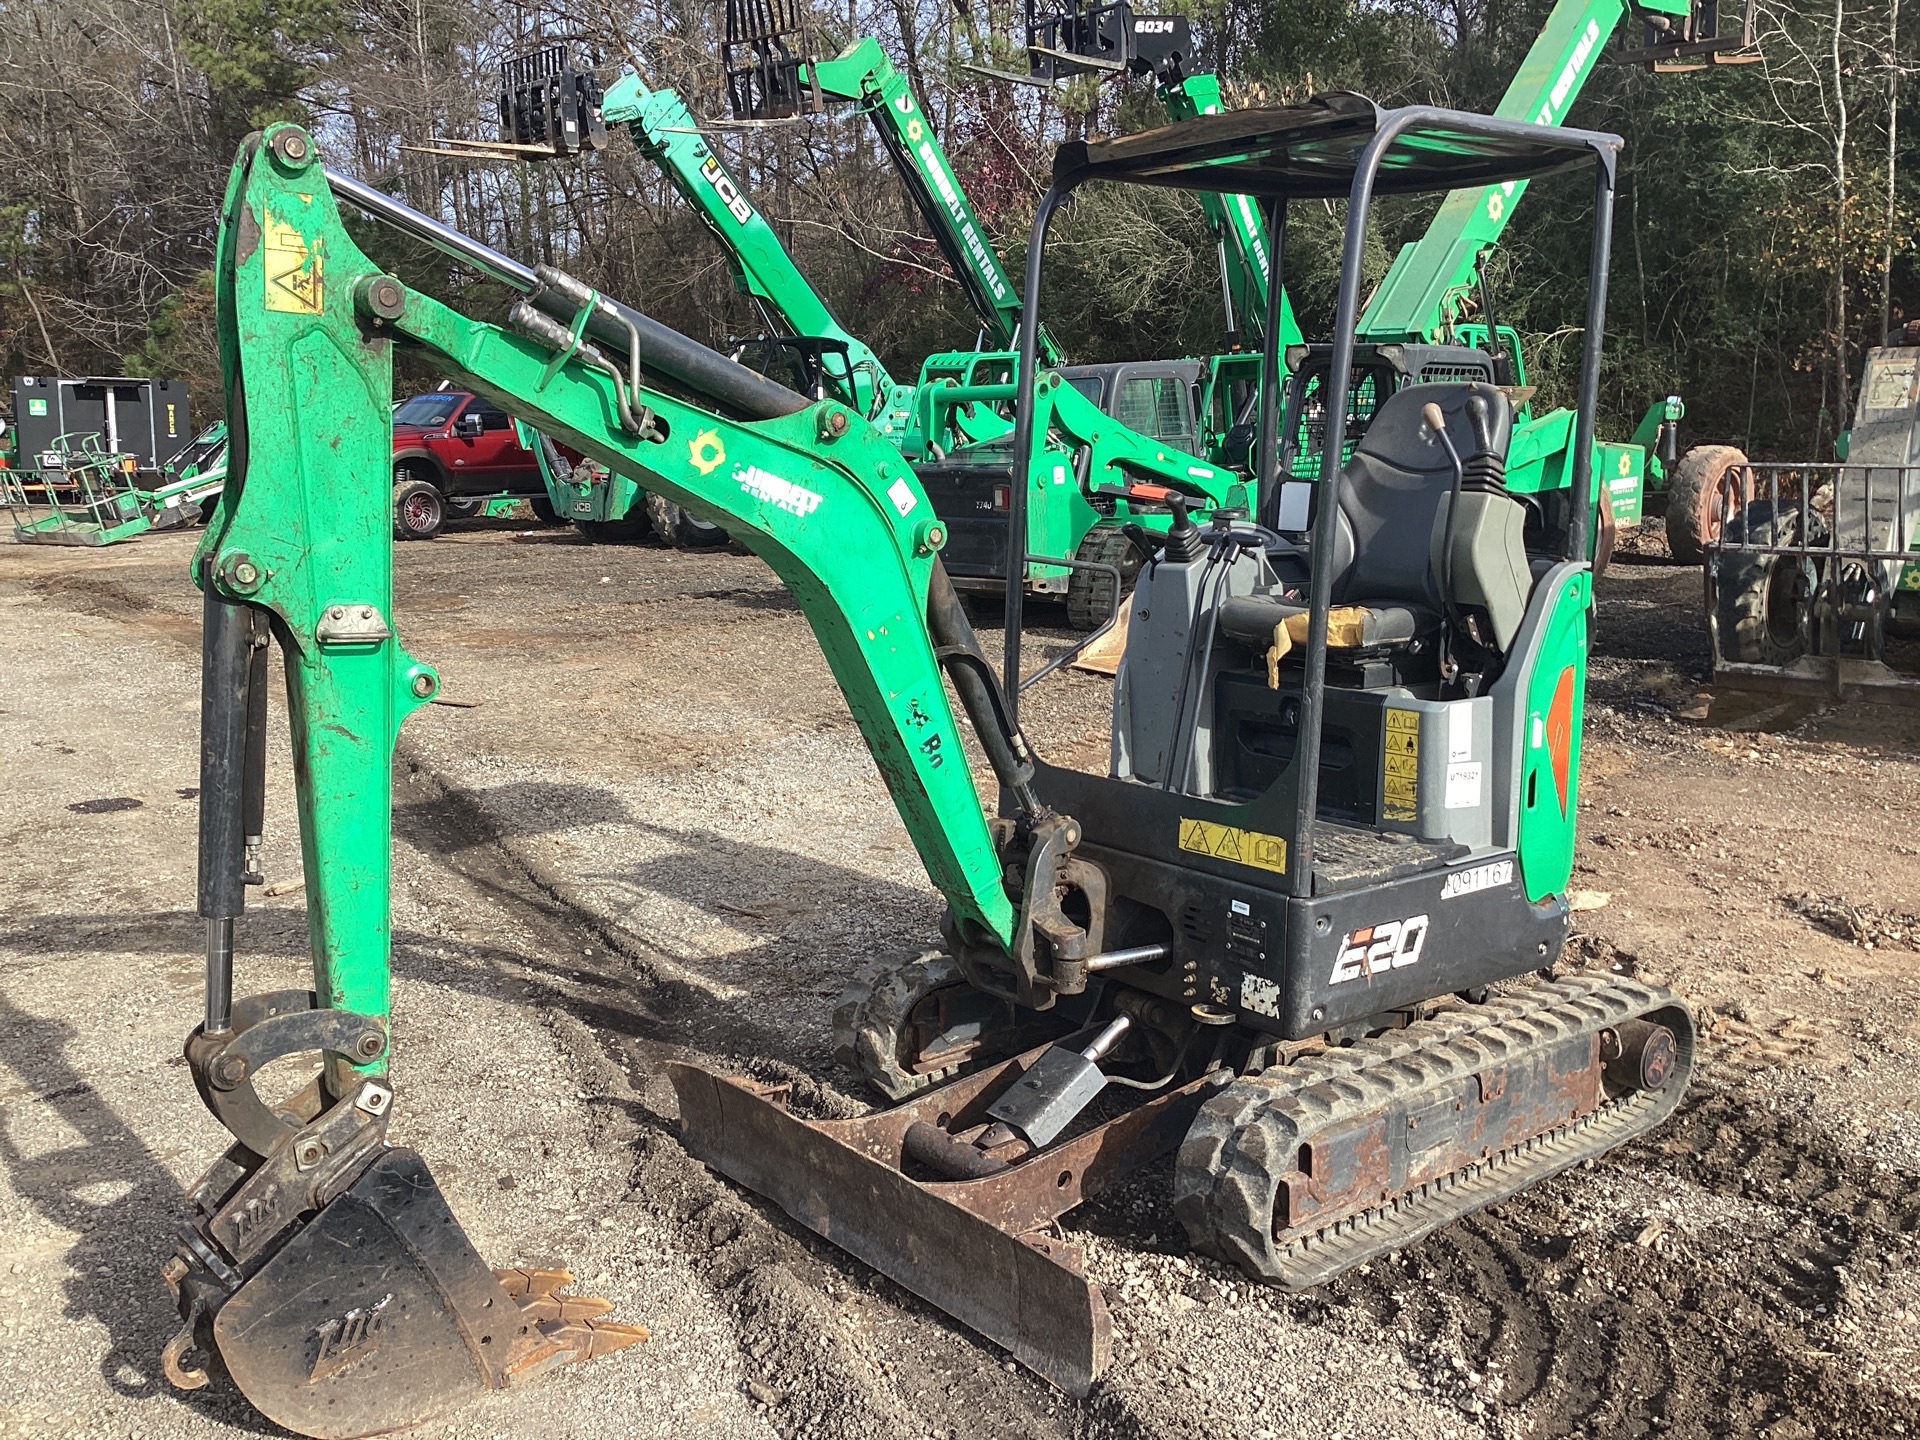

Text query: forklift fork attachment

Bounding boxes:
[668,1051,1217,1395]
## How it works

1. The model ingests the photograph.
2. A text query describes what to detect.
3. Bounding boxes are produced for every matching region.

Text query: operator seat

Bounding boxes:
[1219,382,1534,657]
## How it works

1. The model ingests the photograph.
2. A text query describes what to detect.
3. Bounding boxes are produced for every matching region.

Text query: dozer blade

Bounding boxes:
[192,1149,645,1439]
[668,1051,1214,1395]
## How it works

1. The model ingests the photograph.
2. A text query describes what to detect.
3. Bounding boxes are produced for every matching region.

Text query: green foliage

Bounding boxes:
[181,0,344,139]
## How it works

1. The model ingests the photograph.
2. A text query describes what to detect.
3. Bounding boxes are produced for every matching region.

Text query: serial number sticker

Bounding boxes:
[1241,971,1281,1018]
[1445,761,1482,810]
[1440,859,1514,899]
[1383,708,1420,821]
[1178,818,1287,875]
[1448,705,1472,762]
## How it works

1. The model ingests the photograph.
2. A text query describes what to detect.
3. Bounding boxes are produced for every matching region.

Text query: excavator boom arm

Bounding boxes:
[201,127,1017,1052]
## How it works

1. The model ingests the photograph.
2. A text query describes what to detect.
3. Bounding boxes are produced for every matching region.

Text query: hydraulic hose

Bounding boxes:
[927,561,1042,815]
[325,169,808,422]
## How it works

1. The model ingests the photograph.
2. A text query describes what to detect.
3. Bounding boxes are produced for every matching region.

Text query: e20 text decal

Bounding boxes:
[1329,914,1430,985]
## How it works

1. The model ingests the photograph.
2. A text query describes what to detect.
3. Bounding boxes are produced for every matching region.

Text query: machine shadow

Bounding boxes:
[0,989,277,1433]
[389,777,940,1085]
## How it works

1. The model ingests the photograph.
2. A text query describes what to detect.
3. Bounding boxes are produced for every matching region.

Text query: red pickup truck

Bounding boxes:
[390,390,559,539]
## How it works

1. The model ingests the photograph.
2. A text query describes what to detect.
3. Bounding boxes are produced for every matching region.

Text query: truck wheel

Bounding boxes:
[444,496,484,519]
[392,477,445,540]
[1065,523,1144,631]
[1664,444,1750,566]
[529,497,562,524]
[644,492,729,549]
[1713,499,1823,666]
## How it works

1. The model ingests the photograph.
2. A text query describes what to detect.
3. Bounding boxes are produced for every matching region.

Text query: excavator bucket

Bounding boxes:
[166,1140,648,1439]
[668,1049,1214,1395]
[163,928,646,1435]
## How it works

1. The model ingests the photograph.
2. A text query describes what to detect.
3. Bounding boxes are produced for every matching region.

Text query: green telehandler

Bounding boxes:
[1009,0,1751,563]
[716,11,1268,623]
[162,93,1690,1436]
[1292,0,1758,560]
[487,46,1238,583]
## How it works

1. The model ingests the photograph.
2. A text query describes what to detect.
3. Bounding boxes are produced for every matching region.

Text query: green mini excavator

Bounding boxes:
[164,95,1691,1438]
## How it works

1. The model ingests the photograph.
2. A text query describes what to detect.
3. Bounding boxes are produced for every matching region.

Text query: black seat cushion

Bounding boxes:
[1328,382,1513,613]
[1217,383,1516,658]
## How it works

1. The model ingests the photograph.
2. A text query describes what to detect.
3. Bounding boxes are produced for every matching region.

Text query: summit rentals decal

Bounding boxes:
[736,464,822,518]
[1482,17,1601,224]
[896,96,1007,303]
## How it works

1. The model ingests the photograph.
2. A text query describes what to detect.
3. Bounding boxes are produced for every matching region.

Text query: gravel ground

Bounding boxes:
[2,515,1917,1440]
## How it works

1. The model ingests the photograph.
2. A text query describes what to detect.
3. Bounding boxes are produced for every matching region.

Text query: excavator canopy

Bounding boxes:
[1054,91,1616,199]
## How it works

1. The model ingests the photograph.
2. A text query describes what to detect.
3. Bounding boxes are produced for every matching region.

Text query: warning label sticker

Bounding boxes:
[1178,818,1288,875]
[1383,708,1420,822]
[263,209,324,314]
[1863,354,1918,412]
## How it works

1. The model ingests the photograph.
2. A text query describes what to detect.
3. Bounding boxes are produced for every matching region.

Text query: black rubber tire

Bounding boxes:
[529,496,562,524]
[1713,498,1823,666]
[392,477,445,541]
[1664,444,1749,566]
[444,496,484,519]
[831,952,968,1101]
[644,491,730,550]
[577,492,653,545]
[1065,523,1144,632]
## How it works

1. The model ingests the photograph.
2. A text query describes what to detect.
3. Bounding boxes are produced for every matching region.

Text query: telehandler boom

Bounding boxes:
[166,95,1692,1436]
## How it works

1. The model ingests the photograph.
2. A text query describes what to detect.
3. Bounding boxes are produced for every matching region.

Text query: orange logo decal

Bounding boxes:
[1545,666,1575,814]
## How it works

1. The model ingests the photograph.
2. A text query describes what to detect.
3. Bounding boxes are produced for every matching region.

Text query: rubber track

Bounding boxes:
[831,951,964,1101]
[1173,975,1695,1289]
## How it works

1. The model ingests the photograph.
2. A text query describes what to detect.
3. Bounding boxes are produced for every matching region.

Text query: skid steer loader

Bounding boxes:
[1708,335,1920,702]
[162,93,1688,1437]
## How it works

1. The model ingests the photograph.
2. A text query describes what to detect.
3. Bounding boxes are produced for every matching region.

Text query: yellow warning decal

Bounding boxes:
[263,209,324,314]
[1178,818,1287,875]
[1383,708,1420,821]
[689,428,726,474]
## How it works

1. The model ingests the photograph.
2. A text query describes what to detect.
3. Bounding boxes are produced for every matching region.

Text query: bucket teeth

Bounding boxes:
[492,1268,648,1382]
[547,1316,653,1359]
[519,1293,618,1323]
[493,1266,575,1299]
[502,1317,651,1383]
